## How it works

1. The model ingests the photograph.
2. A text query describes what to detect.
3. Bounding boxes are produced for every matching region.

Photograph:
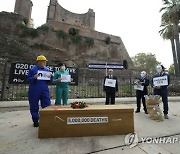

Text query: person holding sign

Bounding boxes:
[151,65,170,119]
[27,55,52,127]
[103,69,118,105]
[53,63,71,105]
[134,71,149,114]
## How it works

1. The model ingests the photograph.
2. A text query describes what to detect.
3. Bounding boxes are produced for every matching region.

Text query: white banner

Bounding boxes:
[153,76,168,86]
[67,117,108,125]
[104,78,116,88]
[134,84,144,91]
[37,71,52,80]
[61,74,71,82]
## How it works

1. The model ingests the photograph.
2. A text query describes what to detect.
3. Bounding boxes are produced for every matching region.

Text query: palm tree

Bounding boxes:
[159,24,179,76]
[160,0,180,74]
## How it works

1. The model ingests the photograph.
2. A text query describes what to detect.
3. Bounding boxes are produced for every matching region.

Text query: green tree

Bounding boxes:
[131,53,161,73]
[168,64,175,76]
[159,23,179,76]
[160,0,180,74]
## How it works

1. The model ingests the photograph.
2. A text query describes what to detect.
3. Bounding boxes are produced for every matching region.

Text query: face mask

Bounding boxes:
[140,71,146,78]
[140,73,145,78]
[156,66,162,73]
[61,66,65,70]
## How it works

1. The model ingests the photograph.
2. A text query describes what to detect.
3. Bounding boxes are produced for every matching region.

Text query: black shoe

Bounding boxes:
[33,122,39,127]
[145,111,148,114]
[135,110,140,113]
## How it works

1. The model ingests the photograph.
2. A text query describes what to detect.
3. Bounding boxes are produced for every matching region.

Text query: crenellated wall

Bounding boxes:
[47,0,95,29]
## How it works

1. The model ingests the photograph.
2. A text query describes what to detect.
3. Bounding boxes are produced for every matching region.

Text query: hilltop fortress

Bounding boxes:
[1,0,133,70]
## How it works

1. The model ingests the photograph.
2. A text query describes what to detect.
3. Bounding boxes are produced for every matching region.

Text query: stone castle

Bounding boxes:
[6,0,133,70]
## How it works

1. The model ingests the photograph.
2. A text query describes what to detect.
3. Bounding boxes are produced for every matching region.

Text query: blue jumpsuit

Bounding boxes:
[27,65,51,123]
[151,72,170,115]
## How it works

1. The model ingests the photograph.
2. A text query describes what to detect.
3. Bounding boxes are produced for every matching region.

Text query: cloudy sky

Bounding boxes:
[0,0,173,68]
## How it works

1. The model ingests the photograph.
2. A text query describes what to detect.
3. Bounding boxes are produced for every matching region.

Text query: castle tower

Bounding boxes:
[14,0,33,26]
[47,0,95,29]
[47,0,57,21]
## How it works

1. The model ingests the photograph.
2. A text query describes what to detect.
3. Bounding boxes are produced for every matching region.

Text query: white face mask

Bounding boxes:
[140,71,146,78]
[156,65,162,73]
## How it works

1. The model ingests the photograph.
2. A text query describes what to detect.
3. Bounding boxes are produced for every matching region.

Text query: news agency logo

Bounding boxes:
[125,132,180,148]
[124,132,138,148]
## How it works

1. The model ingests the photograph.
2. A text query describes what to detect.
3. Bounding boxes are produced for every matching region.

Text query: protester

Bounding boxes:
[53,63,71,105]
[27,55,52,127]
[151,65,170,119]
[103,69,118,105]
[134,71,149,114]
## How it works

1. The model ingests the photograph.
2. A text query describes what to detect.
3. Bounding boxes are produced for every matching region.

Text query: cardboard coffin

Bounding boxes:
[38,104,134,138]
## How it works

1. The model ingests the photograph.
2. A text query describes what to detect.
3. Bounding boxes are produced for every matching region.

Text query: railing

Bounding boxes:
[1,76,180,101]
[0,61,180,101]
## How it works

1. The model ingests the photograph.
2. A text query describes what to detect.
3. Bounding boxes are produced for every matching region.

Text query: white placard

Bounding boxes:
[104,78,116,88]
[37,71,52,80]
[67,117,108,125]
[61,74,71,82]
[134,84,144,91]
[153,76,168,86]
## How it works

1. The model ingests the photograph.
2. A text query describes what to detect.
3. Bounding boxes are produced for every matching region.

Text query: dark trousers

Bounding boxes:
[105,90,115,105]
[136,91,147,112]
[154,89,169,115]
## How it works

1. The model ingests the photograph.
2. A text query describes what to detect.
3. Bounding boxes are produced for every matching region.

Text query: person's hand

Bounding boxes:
[134,79,140,84]
[34,74,39,79]
[153,86,160,89]
[57,77,61,81]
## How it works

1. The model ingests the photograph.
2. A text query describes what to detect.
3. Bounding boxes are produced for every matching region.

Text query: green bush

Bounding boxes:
[37,24,49,32]
[71,35,81,44]
[85,37,94,47]
[17,24,38,38]
[56,30,67,39]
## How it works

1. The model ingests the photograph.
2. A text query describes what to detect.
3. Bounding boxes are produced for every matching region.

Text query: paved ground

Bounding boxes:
[0,97,180,154]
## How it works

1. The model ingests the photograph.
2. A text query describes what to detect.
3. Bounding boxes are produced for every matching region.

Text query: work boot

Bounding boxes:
[164,114,169,119]
[33,122,39,127]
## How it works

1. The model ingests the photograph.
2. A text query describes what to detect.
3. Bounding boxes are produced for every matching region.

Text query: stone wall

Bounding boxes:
[14,0,33,27]
[47,0,95,30]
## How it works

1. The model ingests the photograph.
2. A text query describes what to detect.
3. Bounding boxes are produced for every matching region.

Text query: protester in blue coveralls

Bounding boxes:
[27,55,51,127]
[151,65,170,119]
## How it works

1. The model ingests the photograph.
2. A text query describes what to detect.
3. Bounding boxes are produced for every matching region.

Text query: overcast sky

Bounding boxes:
[0,0,173,68]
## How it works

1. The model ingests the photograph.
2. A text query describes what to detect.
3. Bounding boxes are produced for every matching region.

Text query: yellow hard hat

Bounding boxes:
[36,55,48,61]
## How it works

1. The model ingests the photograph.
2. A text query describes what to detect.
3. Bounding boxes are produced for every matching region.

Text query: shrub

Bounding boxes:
[56,30,67,39]
[85,37,94,47]
[17,24,38,38]
[71,35,81,44]
[37,24,49,32]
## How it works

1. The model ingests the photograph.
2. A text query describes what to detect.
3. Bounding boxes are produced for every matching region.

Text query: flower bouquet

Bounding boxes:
[70,101,88,109]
